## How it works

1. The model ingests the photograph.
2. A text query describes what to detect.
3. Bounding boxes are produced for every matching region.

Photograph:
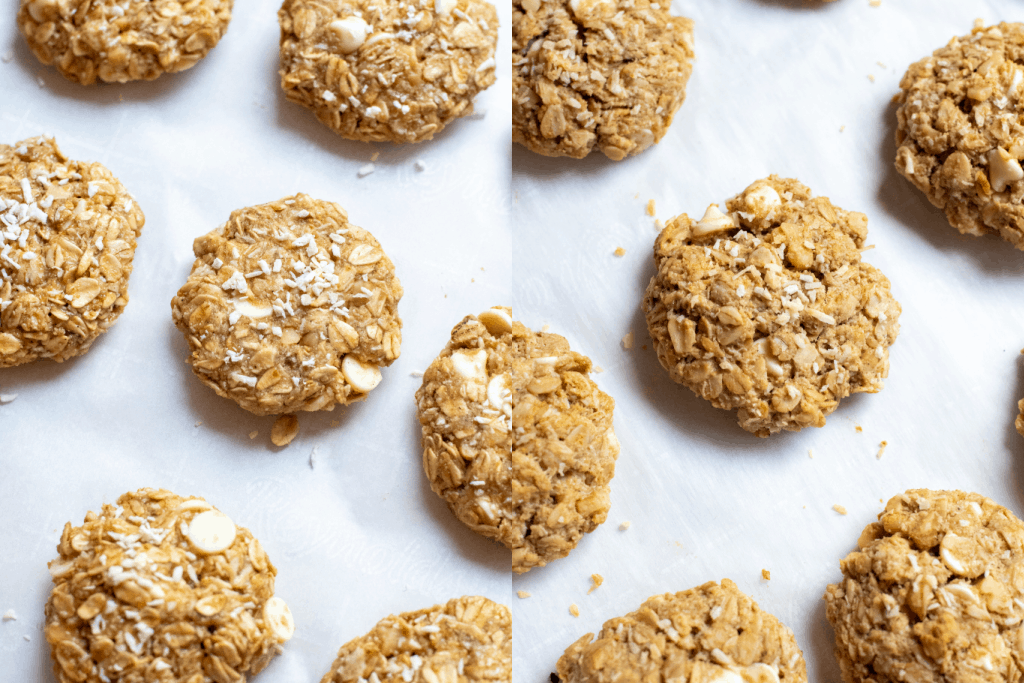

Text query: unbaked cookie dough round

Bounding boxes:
[895,22,1024,250]
[416,307,619,574]
[825,489,1024,683]
[642,176,901,437]
[44,488,294,683]
[0,136,145,367]
[17,0,233,84]
[512,0,694,160]
[278,0,498,143]
[319,596,511,683]
[556,579,807,683]
[171,194,402,416]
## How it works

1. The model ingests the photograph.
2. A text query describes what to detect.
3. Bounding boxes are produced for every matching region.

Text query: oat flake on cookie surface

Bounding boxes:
[171,193,402,416]
[556,579,807,683]
[278,0,498,143]
[319,596,511,683]
[44,488,294,683]
[895,22,1024,250]
[0,136,145,367]
[512,0,694,160]
[17,0,233,84]
[642,176,901,437]
[825,489,1024,683]
[416,307,619,574]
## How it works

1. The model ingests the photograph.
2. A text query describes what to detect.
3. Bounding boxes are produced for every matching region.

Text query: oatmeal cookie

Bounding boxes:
[1017,398,1024,438]
[416,307,619,574]
[512,0,694,160]
[319,596,511,683]
[18,0,232,84]
[642,176,901,437]
[44,488,294,683]
[556,579,807,683]
[171,194,402,416]
[824,489,1024,683]
[895,22,1024,250]
[278,0,497,143]
[0,136,145,367]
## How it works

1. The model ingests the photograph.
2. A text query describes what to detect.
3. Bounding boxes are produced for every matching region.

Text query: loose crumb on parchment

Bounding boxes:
[833,504,848,516]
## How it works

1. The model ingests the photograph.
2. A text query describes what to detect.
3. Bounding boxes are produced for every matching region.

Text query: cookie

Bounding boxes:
[278,0,498,143]
[895,22,1024,250]
[44,488,294,683]
[319,596,511,683]
[18,0,232,84]
[0,136,145,367]
[416,307,619,573]
[512,0,694,160]
[1017,398,1024,438]
[556,579,807,683]
[824,489,1024,683]
[171,194,402,416]
[642,176,901,437]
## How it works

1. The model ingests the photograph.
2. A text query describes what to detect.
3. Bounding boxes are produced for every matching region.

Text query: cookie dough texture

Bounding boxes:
[0,136,145,367]
[18,0,232,84]
[557,579,807,683]
[171,194,402,416]
[44,488,294,683]
[512,0,694,160]
[278,0,498,143]
[895,22,1024,250]
[416,308,619,573]
[642,176,901,437]
[825,489,1024,683]
[320,596,511,683]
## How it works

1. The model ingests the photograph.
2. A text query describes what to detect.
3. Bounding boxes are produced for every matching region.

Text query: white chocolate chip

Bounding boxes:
[743,663,781,683]
[233,299,273,319]
[478,308,513,335]
[329,17,370,53]
[451,349,487,383]
[939,532,983,577]
[487,374,509,411]
[743,184,782,219]
[185,511,236,554]
[706,667,744,683]
[341,355,382,393]
[263,596,295,642]
[988,147,1024,192]
[691,204,738,237]
[435,0,457,15]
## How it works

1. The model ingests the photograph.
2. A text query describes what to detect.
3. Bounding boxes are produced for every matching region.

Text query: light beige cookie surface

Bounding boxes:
[319,596,511,683]
[416,307,619,573]
[44,488,294,683]
[557,579,807,683]
[18,0,232,84]
[171,194,402,416]
[0,136,145,367]
[278,0,497,143]
[825,489,1024,683]
[895,22,1024,250]
[512,0,694,160]
[642,176,901,437]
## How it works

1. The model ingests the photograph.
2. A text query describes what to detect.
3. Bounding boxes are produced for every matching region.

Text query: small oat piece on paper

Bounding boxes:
[319,596,511,683]
[642,176,901,437]
[44,488,294,683]
[0,136,145,367]
[272,414,299,446]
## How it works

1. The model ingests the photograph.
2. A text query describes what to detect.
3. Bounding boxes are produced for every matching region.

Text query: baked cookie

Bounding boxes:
[278,0,498,143]
[319,596,511,683]
[44,488,294,683]
[824,489,1024,683]
[0,136,145,367]
[895,22,1024,250]
[512,0,694,160]
[416,307,619,573]
[642,176,901,437]
[18,0,232,84]
[171,194,402,416]
[1017,398,1024,438]
[556,579,807,683]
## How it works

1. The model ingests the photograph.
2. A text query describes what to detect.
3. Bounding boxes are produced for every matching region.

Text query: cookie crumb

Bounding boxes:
[808,449,813,459]
[271,415,299,447]
[413,160,427,172]
[621,331,634,350]
[619,521,631,531]
[839,125,846,133]
[869,0,881,6]
[23,634,31,641]
[331,420,340,427]
[517,591,531,599]
[833,504,848,516]
[855,425,863,433]
[876,61,887,69]
[876,440,888,459]
[410,370,424,378]
[587,574,604,594]
[466,108,487,120]
[569,604,580,617]
[974,17,983,28]
[3,609,16,621]
[613,247,626,257]
[194,420,203,428]
[370,152,380,162]
[249,430,258,440]
[0,394,17,404]
[761,569,770,581]
[867,74,875,83]
[646,199,656,217]
[357,164,375,178]
[593,365,603,373]
[309,446,318,469]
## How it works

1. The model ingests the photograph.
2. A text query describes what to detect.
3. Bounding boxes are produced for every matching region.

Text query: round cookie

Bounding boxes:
[895,22,1024,250]
[0,136,145,367]
[416,307,619,574]
[278,0,498,143]
[44,488,294,683]
[171,194,402,416]
[512,0,694,160]
[18,0,232,84]
[556,579,807,683]
[642,176,901,437]
[319,596,511,683]
[824,489,1024,683]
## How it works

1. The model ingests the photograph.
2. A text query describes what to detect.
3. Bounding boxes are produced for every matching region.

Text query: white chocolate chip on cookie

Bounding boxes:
[263,596,295,642]
[185,510,236,554]
[341,355,382,393]
[329,17,369,53]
